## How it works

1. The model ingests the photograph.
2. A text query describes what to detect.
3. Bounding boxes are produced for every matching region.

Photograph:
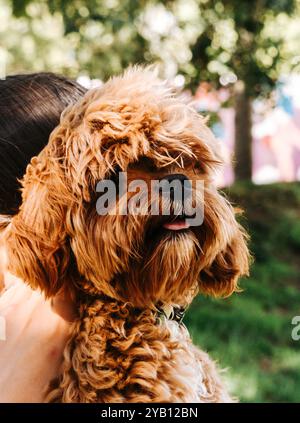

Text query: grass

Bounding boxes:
[185,182,300,402]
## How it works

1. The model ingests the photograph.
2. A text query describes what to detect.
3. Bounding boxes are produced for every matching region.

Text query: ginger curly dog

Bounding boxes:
[5,67,249,402]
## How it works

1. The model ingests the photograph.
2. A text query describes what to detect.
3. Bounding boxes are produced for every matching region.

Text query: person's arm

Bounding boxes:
[0,279,72,403]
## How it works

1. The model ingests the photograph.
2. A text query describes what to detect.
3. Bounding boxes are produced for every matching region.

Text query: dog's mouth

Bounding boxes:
[144,210,196,246]
[162,216,191,231]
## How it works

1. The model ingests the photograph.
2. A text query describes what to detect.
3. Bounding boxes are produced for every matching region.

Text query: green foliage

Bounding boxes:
[189,0,299,93]
[186,182,300,402]
[11,0,31,16]
[4,0,300,91]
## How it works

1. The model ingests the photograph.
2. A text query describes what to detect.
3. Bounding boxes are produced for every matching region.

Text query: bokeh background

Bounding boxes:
[1,0,300,402]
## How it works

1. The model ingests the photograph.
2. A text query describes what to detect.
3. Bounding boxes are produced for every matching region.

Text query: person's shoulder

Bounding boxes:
[0,272,33,305]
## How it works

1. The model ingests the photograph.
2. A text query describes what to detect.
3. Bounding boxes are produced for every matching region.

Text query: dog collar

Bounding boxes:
[156,304,186,325]
[81,291,186,325]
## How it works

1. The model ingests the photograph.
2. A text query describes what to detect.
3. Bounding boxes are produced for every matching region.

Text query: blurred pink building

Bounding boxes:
[194,75,300,186]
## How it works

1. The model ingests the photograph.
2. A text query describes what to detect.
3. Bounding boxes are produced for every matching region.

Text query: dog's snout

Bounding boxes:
[160,173,189,185]
[159,173,192,204]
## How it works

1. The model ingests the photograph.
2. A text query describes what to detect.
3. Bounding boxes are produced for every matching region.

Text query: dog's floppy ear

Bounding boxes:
[5,138,72,298]
[197,192,250,298]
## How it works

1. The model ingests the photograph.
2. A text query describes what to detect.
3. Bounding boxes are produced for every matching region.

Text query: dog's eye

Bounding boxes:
[136,157,157,172]
[192,162,203,174]
[108,165,122,182]
[104,166,121,195]
[181,158,203,174]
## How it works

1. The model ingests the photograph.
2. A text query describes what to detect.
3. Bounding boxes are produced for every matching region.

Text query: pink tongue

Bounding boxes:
[163,219,190,231]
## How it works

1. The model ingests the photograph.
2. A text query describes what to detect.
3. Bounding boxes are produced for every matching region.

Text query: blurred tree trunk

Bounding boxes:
[234,80,252,181]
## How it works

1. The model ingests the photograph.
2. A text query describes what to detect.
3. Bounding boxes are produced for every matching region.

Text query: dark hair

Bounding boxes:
[0,72,86,215]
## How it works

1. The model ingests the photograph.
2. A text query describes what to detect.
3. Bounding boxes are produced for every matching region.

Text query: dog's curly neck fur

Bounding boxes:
[6,66,249,402]
[47,292,229,403]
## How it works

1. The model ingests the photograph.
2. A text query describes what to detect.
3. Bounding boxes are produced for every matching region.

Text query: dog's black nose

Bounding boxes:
[159,174,191,202]
[160,173,189,185]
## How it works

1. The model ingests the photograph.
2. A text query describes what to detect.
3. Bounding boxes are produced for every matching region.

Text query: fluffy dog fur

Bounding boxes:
[5,67,249,402]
